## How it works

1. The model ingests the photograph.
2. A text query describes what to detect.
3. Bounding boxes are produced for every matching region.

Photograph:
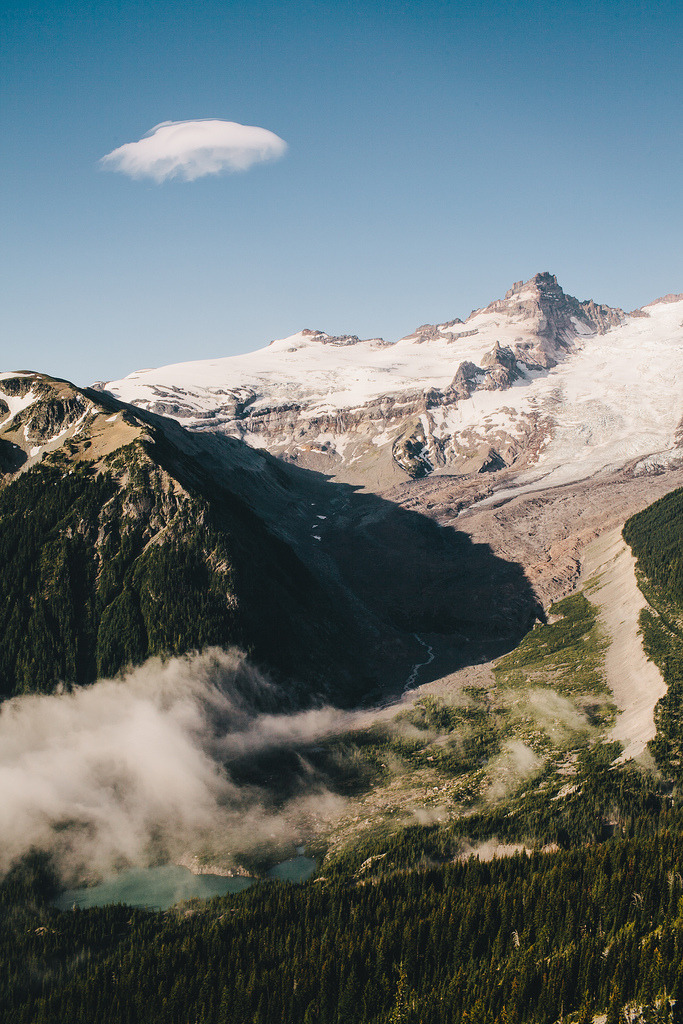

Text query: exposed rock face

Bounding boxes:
[0,374,95,458]
[446,342,522,405]
[501,272,625,344]
[448,361,483,401]
[100,273,681,493]
[282,330,391,348]
[478,448,507,473]
[0,376,43,398]
[24,396,88,443]
[481,341,521,383]
[577,297,626,333]
[647,293,683,306]
[393,421,433,478]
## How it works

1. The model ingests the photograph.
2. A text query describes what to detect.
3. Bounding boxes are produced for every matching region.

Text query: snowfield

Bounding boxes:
[101,288,683,490]
[514,299,683,490]
[101,287,583,422]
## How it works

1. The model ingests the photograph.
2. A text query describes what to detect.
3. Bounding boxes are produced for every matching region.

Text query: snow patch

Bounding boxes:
[0,389,37,430]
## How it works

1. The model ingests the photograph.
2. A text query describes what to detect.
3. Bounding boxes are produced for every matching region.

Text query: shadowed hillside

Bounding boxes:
[0,372,542,704]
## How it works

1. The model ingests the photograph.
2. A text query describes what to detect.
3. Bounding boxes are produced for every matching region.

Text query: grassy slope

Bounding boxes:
[306,587,617,861]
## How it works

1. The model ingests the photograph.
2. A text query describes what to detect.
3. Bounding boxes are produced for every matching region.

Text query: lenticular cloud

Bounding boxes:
[100,119,287,182]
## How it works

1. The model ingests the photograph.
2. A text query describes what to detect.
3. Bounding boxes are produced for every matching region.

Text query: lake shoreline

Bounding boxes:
[175,855,252,879]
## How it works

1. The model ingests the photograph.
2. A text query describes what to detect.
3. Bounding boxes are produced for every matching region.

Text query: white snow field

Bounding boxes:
[511,298,683,491]
[102,292,683,489]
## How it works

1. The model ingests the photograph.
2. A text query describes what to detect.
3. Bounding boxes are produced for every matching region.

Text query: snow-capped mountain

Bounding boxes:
[100,273,683,493]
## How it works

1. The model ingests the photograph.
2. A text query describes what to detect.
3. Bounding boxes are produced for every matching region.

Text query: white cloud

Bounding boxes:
[100,118,287,183]
[0,649,357,883]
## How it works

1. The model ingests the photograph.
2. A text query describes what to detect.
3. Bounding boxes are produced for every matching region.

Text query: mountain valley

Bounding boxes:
[0,368,547,706]
[2,273,683,1023]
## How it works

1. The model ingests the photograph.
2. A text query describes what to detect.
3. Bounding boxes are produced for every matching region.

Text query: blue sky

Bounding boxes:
[1,0,681,384]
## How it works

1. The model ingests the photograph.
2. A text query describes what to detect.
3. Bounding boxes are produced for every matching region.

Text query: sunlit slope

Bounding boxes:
[101,275,683,490]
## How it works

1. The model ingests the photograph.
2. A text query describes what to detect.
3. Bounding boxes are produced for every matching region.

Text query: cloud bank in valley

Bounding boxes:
[0,649,362,884]
[100,119,287,182]
[1,648,563,886]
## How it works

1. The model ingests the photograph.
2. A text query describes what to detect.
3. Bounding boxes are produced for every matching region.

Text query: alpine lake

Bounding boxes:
[54,855,317,912]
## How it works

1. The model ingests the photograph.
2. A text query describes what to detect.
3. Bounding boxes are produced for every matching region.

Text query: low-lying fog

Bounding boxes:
[0,649,371,884]
[1,646,581,886]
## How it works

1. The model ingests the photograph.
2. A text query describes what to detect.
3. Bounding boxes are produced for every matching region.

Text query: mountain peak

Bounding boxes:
[478,270,565,318]
[493,271,626,336]
[505,271,561,300]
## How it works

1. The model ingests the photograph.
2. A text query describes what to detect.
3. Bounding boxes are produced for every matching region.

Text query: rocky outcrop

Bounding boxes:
[24,396,88,443]
[481,342,522,389]
[0,376,43,398]
[646,293,683,306]
[410,319,464,343]
[447,343,521,403]
[448,361,482,400]
[393,421,434,478]
[271,330,391,348]
[478,447,507,473]
[577,297,625,333]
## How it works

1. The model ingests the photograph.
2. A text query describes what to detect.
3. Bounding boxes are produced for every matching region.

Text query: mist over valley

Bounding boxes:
[2,274,683,1024]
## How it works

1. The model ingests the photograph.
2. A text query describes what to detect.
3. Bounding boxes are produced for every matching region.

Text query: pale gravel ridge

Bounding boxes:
[582,528,667,761]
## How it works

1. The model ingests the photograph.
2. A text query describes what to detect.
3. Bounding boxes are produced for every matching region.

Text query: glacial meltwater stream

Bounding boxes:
[54,856,317,911]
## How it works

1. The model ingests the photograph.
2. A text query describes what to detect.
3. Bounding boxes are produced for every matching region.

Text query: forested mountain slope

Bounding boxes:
[624,487,683,605]
[0,372,391,702]
[0,371,540,703]
[623,488,683,776]
[2,404,683,1022]
[3,752,683,1024]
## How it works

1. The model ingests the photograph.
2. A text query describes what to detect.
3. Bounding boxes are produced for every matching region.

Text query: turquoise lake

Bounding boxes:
[54,856,316,912]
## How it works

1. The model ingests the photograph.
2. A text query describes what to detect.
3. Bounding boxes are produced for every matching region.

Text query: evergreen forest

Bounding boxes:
[2,489,683,1023]
[0,433,375,704]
